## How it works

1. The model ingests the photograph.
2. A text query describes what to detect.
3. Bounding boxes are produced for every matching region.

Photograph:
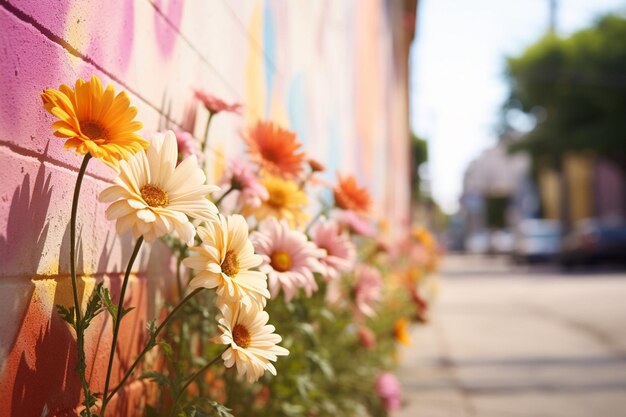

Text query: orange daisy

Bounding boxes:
[244,121,305,178]
[393,317,411,346]
[41,75,147,167]
[333,175,372,214]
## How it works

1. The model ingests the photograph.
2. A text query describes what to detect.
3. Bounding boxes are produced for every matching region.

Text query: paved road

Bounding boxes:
[395,255,626,417]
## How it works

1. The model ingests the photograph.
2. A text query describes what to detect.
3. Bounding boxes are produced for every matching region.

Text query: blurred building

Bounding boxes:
[458,134,537,246]
[538,154,626,225]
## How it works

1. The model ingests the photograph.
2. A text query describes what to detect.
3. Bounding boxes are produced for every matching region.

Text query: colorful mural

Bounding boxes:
[0,0,414,415]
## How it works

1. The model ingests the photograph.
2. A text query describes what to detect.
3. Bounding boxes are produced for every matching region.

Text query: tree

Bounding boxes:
[504,14,626,170]
[410,132,428,201]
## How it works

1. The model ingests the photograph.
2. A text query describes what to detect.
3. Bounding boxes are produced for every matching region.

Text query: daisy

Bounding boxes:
[310,217,356,281]
[375,372,402,412]
[337,210,376,237]
[218,159,269,208]
[243,175,308,227]
[333,174,371,214]
[354,264,383,319]
[393,317,411,346]
[244,121,305,178]
[183,214,270,309]
[194,89,242,114]
[172,129,202,165]
[307,158,325,173]
[215,302,289,383]
[251,218,325,302]
[99,130,219,245]
[42,75,147,167]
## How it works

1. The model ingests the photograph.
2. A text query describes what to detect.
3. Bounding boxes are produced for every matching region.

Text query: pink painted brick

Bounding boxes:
[0,7,163,178]
[0,146,153,277]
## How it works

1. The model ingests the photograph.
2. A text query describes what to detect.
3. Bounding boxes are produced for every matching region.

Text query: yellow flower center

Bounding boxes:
[267,188,287,209]
[140,184,168,207]
[232,324,251,348]
[270,251,292,272]
[81,120,107,142]
[221,250,240,277]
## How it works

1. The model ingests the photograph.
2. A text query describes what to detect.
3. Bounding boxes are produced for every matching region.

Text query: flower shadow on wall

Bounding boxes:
[8,293,81,417]
[0,144,53,276]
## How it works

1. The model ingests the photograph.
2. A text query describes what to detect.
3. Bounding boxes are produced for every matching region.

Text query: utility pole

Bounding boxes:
[548,0,558,33]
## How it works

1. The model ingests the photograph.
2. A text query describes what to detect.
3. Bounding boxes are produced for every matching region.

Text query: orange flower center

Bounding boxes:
[267,188,287,209]
[140,184,168,207]
[221,250,240,277]
[81,120,107,142]
[232,324,251,348]
[270,251,292,272]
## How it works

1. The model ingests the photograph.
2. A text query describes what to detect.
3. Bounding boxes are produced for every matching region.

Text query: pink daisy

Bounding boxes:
[310,217,356,281]
[354,264,383,319]
[173,130,202,165]
[375,372,402,412]
[194,89,242,114]
[251,218,325,302]
[219,159,269,208]
[337,210,375,237]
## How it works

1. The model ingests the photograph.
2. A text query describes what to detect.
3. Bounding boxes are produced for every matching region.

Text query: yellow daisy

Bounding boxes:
[243,175,308,227]
[393,317,411,346]
[99,131,219,245]
[183,214,270,309]
[215,302,289,383]
[41,75,147,167]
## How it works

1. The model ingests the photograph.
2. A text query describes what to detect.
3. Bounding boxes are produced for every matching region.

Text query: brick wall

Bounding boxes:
[0,1,413,415]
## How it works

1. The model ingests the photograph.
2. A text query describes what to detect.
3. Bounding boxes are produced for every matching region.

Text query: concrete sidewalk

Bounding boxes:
[394,255,626,417]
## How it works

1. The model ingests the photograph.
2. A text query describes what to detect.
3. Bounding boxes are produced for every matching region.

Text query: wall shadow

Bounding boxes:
[0,144,53,276]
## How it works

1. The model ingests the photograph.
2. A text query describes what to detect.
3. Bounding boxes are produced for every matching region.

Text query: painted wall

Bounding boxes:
[0,0,414,415]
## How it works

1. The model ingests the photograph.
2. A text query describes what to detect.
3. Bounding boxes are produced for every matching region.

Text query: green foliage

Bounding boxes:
[410,133,429,201]
[57,283,109,417]
[505,14,626,169]
[216,278,414,417]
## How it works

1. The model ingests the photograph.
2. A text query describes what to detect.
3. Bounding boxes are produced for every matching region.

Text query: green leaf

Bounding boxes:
[55,304,76,329]
[98,287,117,319]
[82,283,105,329]
[159,340,173,360]
[141,371,172,388]
[119,306,135,319]
[192,399,234,417]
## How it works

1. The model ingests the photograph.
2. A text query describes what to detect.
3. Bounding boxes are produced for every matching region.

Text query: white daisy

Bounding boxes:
[215,302,289,383]
[183,214,270,308]
[99,130,219,245]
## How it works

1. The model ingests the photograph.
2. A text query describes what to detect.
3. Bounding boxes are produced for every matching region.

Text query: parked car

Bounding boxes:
[560,219,626,267]
[513,219,561,263]
[465,230,490,254]
[490,229,515,254]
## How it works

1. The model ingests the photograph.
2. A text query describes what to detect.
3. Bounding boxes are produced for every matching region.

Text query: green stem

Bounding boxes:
[304,208,325,234]
[201,111,214,159]
[215,185,235,206]
[169,348,227,416]
[104,288,204,403]
[100,236,144,416]
[70,153,93,417]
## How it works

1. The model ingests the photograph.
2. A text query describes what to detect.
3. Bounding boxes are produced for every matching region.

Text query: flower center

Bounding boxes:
[221,250,240,277]
[140,184,168,207]
[267,188,287,209]
[232,324,251,348]
[231,176,244,191]
[81,121,107,141]
[270,251,292,272]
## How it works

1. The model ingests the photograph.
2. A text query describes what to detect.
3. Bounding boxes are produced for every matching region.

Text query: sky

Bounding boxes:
[410,0,626,214]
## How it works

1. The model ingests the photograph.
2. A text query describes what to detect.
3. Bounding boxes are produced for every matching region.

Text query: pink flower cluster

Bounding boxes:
[354,264,383,320]
[375,372,402,411]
